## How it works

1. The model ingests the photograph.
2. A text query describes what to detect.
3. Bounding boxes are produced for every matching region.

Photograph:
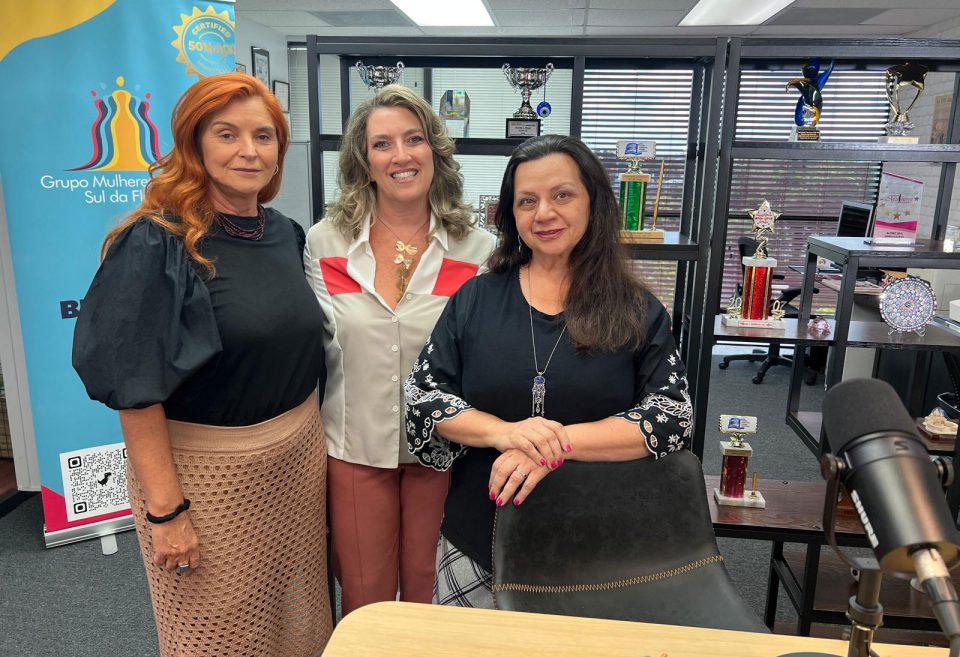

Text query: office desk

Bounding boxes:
[324,601,943,657]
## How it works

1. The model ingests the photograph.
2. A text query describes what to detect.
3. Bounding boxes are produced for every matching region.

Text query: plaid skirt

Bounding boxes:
[433,534,495,608]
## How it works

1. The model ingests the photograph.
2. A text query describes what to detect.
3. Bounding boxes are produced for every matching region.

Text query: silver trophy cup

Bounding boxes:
[356,60,405,90]
[502,63,554,120]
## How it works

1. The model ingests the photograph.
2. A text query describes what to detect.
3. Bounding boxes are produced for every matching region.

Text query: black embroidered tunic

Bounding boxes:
[404,267,692,572]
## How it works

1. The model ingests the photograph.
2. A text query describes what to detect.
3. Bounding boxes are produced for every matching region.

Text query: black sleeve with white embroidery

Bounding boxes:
[614,301,693,459]
[404,291,475,471]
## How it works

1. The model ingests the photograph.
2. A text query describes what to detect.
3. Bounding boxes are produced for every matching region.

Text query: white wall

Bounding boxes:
[880,20,960,236]
[236,19,311,223]
[236,16,289,87]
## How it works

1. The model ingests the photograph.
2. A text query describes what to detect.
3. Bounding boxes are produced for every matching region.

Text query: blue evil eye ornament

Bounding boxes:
[536,101,552,118]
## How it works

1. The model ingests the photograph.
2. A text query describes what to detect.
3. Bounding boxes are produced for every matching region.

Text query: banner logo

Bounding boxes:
[171,5,235,78]
[70,76,161,172]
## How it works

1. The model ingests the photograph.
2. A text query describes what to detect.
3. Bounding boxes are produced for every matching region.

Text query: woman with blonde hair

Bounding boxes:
[304,84,495,615]
[73,73,331,656]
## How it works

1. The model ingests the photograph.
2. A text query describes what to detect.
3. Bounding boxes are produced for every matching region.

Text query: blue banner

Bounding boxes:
[0,0,235,541]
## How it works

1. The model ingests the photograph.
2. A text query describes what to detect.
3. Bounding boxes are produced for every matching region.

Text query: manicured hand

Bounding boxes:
[489,448,554,507]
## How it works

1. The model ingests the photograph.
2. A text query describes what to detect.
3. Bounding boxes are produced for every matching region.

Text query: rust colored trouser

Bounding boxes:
[327,456,449,617]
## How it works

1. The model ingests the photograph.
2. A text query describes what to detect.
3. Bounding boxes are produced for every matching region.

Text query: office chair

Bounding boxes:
[718,236,811,384]
[492,450,769,633]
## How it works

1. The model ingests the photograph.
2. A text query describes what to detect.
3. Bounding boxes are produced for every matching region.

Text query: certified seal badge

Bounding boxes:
[171,6,236,78]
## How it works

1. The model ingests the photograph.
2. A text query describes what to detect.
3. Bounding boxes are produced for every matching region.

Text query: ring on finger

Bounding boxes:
[514,467,528,479]
[175,563,190,575]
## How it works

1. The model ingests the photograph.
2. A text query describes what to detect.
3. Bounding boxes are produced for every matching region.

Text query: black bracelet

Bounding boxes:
[145,499,191,524]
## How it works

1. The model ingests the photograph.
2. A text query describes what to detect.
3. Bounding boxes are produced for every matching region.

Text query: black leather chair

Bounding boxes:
[718,236,812,384]
[492,450,769,633]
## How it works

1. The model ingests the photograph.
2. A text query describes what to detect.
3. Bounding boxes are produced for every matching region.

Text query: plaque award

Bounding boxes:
[440,90,470,139]
[616,140,664,243]
[502,63,554,138]
[881,62,928,144]
[477,195,499,235]
[715,415,765,509]
[356,60,405,89]
[722,200,786,331]
[785,59,834,142]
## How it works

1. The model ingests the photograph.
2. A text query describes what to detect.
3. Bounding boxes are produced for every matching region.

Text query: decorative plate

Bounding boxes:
[879,275,936,335]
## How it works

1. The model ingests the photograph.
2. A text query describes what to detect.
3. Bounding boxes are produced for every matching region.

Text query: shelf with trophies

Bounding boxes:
[693,37,960,637]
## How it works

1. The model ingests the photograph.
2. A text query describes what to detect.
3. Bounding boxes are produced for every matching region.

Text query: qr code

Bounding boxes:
[59,442,130,522]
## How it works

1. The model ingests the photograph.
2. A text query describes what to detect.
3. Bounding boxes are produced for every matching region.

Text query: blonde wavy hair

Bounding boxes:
[327,84,473,240]
[101,73,289,276]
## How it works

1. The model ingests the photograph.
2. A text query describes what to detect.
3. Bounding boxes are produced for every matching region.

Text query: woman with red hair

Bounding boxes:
[72,73,331,656]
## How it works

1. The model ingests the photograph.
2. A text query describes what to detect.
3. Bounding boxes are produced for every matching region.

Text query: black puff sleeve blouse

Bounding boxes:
[73,210,326,426]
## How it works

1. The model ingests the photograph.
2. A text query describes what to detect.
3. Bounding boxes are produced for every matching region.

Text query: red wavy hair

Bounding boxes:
[101,73,289,275]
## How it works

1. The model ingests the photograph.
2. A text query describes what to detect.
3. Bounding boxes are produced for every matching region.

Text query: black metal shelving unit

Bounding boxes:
[302,35,730,392]
[692,36,960,636]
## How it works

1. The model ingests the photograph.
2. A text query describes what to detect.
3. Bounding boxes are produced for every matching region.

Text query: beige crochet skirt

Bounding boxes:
[127,392,331,657]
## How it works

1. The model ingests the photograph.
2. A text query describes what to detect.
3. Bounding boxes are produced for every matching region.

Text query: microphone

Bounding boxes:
[822,378,960,643]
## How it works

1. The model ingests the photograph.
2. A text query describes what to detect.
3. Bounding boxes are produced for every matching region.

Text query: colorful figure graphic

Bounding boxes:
[70,75,160,171]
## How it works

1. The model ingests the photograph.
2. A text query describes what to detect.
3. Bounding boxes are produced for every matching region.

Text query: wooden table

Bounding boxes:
[705,476,953,639]
[324,601,944,657]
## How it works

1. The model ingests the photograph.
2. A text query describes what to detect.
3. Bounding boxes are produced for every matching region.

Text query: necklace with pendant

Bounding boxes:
[377,216,429,302]
[524,267,567,417]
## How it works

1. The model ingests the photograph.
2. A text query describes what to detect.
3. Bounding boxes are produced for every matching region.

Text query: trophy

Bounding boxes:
[881,62,928,144]
[502,62,554,138]
[615,140,664,243]
[785,59,834,142]
[356,60,405,89]
[714,415,765,509]
[722,200,786,331]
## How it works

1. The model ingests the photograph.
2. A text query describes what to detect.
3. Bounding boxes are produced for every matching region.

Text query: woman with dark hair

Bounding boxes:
[304,84,494,616]
[73,73,331,656]
[405,133,692,608]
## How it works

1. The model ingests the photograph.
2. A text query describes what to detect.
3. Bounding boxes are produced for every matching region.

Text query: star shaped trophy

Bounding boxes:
[722,200,787,331]
[616,140,664,243]
[715,415,765,509]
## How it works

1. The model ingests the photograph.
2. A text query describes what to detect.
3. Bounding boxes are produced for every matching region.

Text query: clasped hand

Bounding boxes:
[489,417,573,507]
[494,416,571,468]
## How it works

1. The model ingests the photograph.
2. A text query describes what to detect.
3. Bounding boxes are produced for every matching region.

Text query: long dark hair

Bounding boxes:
[489,134,648,352]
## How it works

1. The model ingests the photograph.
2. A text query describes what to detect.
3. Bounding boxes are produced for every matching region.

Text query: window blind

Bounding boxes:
[720,69,890,306]
[581,68,696,310]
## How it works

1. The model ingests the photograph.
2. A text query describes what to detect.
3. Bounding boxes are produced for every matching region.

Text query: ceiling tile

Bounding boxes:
[493,10,586,26]
[589,0,697,8]
[587,9,686,27]
[750,23,917,35]
[585,24,754,35]
[239,0,396,9]
[794,0,957,7]
[766,7,886,25]
[862,9,960,25]
[419,25,584,36]
[485,0,586,8]
[239,10,329,27]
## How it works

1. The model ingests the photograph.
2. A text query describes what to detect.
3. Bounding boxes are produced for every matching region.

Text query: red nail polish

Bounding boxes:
[565,445,572,453]
[513,498,521,506]
[540,458,546,466]
[549,460,556,468]
[489,490,495,500]
[496,498,503,507]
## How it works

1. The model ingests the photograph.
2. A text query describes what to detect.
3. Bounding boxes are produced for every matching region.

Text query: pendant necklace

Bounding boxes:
[525,267,567,417]
[377,215,429,302]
